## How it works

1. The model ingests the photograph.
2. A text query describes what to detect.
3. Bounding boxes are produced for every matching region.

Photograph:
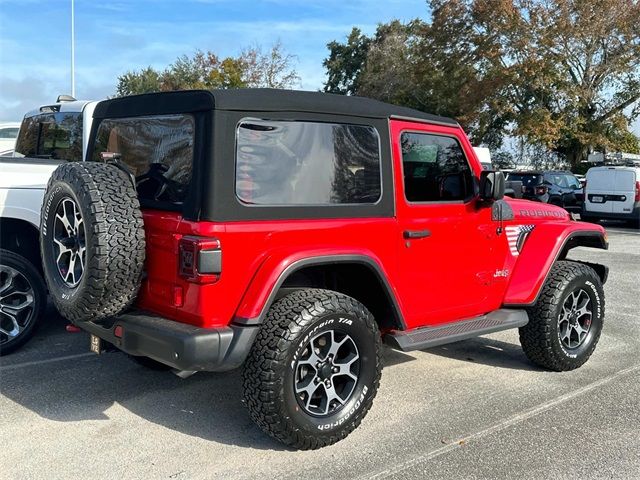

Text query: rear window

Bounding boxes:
[545,173,568,187]
[586,169,617,191]
[14,113,83,160]
[235,119,381,205]
[92,114,194,205]
[506,173,543,186]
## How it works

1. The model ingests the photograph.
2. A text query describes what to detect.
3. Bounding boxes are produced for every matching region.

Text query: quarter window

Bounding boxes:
[235,119,381,205]
[92,114,194,205]
[401,132,474,202]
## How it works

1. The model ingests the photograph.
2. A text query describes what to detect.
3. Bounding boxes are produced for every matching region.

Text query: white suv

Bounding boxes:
[0,97,97,354]
[582,166,640,228]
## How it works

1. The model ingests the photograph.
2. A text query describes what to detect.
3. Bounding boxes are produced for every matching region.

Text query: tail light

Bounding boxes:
[635,181,639,202]
[179,236,221,284]
[534,185,548,196]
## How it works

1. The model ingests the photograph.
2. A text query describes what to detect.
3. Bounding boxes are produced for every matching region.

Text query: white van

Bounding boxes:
[583,166,640,227]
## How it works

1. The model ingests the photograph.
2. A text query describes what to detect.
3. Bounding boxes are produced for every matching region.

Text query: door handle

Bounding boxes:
[403,229,431,239]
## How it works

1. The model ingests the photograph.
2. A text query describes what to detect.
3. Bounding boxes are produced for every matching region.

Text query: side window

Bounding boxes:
[14,112,83,161]
[235,119,381,205]
[401,132,474,202]
[92,114,194,205]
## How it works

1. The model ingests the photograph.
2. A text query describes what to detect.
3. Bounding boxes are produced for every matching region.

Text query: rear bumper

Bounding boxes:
[81,311,259,372]
[582,204,640,221]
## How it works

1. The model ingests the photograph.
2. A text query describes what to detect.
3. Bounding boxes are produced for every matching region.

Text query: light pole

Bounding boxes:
[71,0,75,97]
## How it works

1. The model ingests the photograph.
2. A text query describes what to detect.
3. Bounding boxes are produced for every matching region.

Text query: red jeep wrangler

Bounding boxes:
[40,89,608,449]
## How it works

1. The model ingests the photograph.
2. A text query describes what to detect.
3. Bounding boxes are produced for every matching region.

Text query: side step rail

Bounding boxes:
[384,309,529,352]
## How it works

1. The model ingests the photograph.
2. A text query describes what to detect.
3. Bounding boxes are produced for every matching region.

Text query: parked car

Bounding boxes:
[0,122,20,156]
[39,89,608,449]
[506,170,583,211]
[472,147,522,198]
[582,166,640,228]
[0,97,98,355]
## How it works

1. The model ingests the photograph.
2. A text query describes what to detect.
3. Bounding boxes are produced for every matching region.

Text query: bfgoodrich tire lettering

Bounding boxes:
[242,289,382,450]
[40,162,145,323]
[519,260,604,371]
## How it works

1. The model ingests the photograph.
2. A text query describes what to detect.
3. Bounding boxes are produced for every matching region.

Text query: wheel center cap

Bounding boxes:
[319,362,333,380]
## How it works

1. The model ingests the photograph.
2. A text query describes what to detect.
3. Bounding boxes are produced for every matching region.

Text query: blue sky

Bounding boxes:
[0,0,637,137]
[0,0,429,121]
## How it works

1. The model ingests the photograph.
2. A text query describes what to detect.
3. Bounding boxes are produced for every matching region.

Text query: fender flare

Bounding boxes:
[503,227,608,307]
[233,253,406,329]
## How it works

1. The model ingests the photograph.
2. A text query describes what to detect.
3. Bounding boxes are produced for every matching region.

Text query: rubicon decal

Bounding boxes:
[505,225,535,256]
[519,209,566,218]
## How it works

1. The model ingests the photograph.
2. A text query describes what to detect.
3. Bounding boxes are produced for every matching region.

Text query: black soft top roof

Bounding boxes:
[93,88,458,125]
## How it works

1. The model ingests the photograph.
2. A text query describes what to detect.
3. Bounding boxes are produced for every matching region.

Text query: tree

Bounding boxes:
[473,0,640,167]
[324,28,372,95]
[116,67,162,96]
[115,42,299,96]
[241,41,300,88]
[323,0,640,168]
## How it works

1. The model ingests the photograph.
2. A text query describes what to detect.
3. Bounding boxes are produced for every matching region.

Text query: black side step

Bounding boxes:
[384,309,529,352]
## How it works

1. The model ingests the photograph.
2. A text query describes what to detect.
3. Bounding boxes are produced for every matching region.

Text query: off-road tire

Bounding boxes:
[519,260,604,371]
[0,250,47,355]
[40,162,145,323]
[243,289,382,450]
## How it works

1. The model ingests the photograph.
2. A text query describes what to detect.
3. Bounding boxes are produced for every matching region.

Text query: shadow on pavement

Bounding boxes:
[424,336,541,371]
[382,346,416,367]
[1,341,289,450]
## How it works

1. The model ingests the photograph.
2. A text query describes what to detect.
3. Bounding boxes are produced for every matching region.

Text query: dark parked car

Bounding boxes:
[506,171,583,211]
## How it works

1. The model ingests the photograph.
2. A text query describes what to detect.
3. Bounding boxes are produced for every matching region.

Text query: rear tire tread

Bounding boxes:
[41,162,145,323]
[242,288,382,450]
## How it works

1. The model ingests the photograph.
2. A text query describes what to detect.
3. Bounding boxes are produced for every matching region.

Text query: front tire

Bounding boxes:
[519,261,604,371]
[0,250,47,355]
[242,289,382,450]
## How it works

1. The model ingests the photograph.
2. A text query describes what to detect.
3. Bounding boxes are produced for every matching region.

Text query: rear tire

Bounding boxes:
[243,289,382,450]
[519,261,604,371]
[40,162,145,323]
[0,250,47,355]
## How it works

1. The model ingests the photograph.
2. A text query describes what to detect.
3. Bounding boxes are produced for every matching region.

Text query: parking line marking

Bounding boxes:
[0,352,94,371]
[604,228,640,235]
[365,363,640,479]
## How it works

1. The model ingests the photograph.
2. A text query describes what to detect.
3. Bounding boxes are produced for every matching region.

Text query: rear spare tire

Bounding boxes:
[40,162,145,323]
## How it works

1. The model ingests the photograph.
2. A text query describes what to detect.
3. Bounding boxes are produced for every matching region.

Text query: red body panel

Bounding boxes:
[502,220,606,305]
[136,119,606,332]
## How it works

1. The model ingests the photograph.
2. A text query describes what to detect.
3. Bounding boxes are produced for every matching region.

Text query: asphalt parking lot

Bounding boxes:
[1,223,639,480]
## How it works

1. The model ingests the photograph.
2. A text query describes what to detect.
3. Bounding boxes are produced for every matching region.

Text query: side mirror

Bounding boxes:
[479,170,505,202]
